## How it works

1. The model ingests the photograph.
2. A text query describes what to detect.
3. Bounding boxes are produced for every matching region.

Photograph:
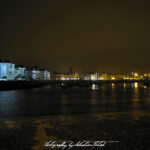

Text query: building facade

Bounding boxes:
[31,67,40,80]
[15,65,26,80]
[0,60,51,81]
[40,69,50,80]
[0,60,15,80]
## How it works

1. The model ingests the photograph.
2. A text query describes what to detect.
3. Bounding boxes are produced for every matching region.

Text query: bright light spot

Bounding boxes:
[91,84,99,90]
[91,74,98,81]
[111,77,115,80]
[112,83,115,88]
[124,83,126,88]
[134,73,138,77]
[99,77,103,80]
[134,82,138,88]
[61,77,65,80]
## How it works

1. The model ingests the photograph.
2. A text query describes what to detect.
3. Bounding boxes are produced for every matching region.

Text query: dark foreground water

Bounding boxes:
[0,83,150,117]
[0,83,150,150]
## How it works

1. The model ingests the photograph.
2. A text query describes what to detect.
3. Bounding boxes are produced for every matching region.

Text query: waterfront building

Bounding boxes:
[15,65,26,80]
[24,67,31,80]
[144,73,150,80]
[99,74,108,80]
[52,73,63,80]
[0,59,15,80]
[31,66,40,80]
[91,73,99,80]
[52,72,79,80]
[40,69,50,80]
[79,73,90,80]
[0,59,51,81]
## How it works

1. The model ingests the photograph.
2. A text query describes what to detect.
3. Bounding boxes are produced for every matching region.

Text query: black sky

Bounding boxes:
[0,0,150,73]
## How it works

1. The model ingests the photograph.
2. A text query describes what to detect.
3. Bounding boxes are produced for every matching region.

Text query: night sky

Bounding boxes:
[0,0,150,73]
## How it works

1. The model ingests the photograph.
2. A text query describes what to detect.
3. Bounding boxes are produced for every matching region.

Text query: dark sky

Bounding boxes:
[0,0,150,73]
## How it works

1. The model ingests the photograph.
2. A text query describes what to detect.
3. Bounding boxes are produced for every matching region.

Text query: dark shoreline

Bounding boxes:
[0,81,52,91]
[0,79,149,91]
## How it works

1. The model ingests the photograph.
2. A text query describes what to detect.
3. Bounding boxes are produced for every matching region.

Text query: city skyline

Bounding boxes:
[0,58,149,74]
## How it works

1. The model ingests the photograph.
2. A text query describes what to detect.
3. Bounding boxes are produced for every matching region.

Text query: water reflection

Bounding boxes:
[132,83,140,109]
[111,83,115,89]
[0,83,150,118]
[134,82,138,88]
[124,83,126,88]
[91,84,99,90]
[90,89,98,105]
[132,82,138,88]
[61,94,68,114]
[0,90,20,117]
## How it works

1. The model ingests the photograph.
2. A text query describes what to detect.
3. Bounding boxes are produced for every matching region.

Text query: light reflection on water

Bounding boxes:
[132,82,138,88]
[91,84,99,90]
[111,83,115,89]
[0,83,150,118]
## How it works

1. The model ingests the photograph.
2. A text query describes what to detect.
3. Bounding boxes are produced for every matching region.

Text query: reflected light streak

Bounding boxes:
[91,84,99,90]
[134,82,138,88]
[112,83,115,89]
[124,83,126,88]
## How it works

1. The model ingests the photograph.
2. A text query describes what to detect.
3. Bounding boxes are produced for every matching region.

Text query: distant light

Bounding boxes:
[91,74,98,81]
[61,77,65,80]
[134,73,138,77]
[99,77,103,80]
[111,77,115,80]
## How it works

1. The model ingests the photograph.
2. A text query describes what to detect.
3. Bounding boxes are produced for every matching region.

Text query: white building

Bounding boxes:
[0,60,15,80]
[0,59,51,81]
[15,65,26,80]
[40,69,50,80]
[31,67,40,80]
